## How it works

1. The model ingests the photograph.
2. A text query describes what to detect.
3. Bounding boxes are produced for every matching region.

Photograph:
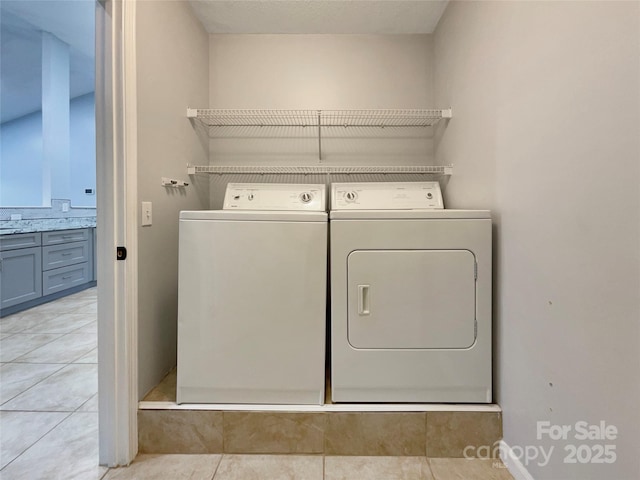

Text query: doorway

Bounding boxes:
[0,0,137,471]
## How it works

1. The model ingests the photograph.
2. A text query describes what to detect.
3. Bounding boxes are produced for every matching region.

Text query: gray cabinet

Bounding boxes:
[42,240,90,271]
[91,227,97,281]
[42,229,90,245]
[1,228,96,316]
[0,233,43,309]
[43,262,91,296]
[1,232,41,250]
[41,229,92,296]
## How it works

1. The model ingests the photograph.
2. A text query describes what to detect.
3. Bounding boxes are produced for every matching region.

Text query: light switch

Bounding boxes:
[141,201,152,226]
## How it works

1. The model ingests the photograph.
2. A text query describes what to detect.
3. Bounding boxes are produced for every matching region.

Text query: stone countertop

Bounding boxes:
[0,217,96,235]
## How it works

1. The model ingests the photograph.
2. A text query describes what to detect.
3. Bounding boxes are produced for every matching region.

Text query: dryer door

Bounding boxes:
[347,250,476,349]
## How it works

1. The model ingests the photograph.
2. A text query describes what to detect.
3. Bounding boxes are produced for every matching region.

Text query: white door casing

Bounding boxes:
[96,0,138,467]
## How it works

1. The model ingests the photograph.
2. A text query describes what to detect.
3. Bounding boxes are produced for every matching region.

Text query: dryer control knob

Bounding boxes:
[344,191,358,202]
[248,194,254,201]
[427,193,433,199]
[300,192,313,203]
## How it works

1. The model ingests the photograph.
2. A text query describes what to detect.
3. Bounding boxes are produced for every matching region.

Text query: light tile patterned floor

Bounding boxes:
[104,454,515,479]
[0,288,106,479]
[0,289,514,479]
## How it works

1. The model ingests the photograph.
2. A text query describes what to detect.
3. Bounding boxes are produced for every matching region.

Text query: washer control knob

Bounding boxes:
[344,191,358,202]
[248,193,254,201]
[300,192,313,203]
[427,192,433,199]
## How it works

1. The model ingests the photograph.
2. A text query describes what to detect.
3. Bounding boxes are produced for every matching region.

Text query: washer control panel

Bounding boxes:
[331,182,444,210]
[223,183,326,211]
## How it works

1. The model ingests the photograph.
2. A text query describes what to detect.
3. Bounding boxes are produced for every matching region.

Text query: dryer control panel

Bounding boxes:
[223,183,326,211]
[331,182,444,210]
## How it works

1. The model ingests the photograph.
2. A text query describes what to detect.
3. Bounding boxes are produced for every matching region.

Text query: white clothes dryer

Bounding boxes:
[177,183,327,404]
[330,182,492,403]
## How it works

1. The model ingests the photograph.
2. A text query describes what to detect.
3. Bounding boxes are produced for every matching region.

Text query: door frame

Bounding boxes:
[95,0,138,467]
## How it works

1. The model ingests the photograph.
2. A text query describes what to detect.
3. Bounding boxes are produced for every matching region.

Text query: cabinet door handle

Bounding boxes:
[62,275,73,280]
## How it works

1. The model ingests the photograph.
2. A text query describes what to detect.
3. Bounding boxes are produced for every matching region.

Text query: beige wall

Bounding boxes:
[136,0,210,398]
[207,34,437,207]
[209,34,434,110]
[435,2,640,478]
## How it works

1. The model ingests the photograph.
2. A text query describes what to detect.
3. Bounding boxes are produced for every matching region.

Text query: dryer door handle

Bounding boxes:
[358,285,371,316]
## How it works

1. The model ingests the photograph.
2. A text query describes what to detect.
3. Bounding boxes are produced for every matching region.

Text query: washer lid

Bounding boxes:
[331,182,443,210]
[180,210,327,222]
[223,183,325,211]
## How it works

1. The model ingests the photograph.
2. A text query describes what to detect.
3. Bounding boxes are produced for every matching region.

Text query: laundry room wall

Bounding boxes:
[136,0,210,398]
[434,2,640,479]
[207,34,436,208]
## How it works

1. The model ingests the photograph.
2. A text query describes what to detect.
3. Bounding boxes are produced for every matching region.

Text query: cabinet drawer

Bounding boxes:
[42,263,90,296]
[42,229,89,246]
[1,246,42,308]
[42,241,89,271]
[0,232,42,251]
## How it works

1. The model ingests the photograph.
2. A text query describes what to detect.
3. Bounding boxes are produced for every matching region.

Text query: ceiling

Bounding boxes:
[0,0,448,124]
[189,0,449,34]
[0,0,95,124]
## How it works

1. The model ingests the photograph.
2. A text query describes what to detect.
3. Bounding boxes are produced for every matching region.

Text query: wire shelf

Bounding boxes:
[321,109,451,127]
[187,108,452,128]
[188,109,319,127]
[187,107,453,162]
[187,165,453,176]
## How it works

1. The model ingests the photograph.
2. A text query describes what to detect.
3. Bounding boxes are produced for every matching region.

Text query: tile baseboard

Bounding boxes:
[138,409,502,457]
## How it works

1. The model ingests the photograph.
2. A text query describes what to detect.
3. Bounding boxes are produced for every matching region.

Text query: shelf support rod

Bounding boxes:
[317,110,322,162]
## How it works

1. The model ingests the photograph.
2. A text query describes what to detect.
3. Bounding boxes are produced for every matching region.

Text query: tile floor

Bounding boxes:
[104,454,515,479]
[0,287,105,479]
[0,290,515,479]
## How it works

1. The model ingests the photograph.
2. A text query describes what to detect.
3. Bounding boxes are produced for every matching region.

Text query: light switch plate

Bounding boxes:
[141,201,152,226]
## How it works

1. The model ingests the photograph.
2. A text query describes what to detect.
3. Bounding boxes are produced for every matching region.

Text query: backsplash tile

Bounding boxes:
[0,198,96,230]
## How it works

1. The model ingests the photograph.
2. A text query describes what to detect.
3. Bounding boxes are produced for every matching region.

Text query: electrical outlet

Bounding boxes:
[62,202,69,212]
[141,201,152,226]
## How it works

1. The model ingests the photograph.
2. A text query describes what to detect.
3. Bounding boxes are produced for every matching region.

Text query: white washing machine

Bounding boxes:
[330,182,492,403]
[177,183,327,404]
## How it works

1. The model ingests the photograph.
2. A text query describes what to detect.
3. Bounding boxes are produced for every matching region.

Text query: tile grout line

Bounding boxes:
[0,411,74,473]
[0,332,66,363]
[1,289,100,476]
[21,316,97,336]
[210,453,223,480]
[0,362,67,408]
[11,330,97,364]
[0,310,60,334]
[74,392,98,413]
[1,294,97,411]
[10,358,97,412]
[425,410,429,458]
[425,457,437,480]
[67,319,98,335]
[322,454,326,480]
